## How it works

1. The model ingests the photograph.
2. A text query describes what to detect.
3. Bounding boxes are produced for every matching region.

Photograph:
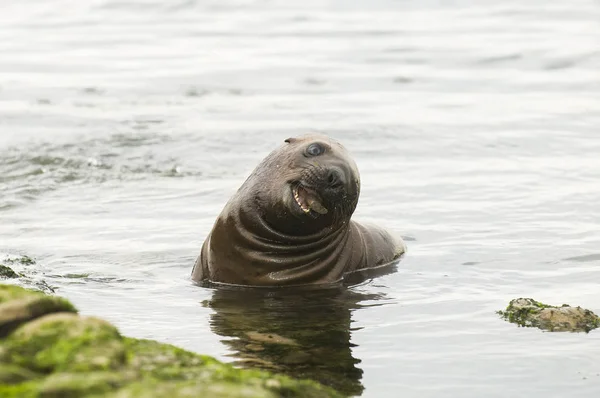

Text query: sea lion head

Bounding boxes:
[249,134,360,236]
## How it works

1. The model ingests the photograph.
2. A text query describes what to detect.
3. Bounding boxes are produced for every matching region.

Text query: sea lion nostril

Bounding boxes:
[327,168,345,188]
[327,172,337,185]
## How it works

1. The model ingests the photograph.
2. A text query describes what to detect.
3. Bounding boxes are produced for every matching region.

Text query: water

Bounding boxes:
[1,0,600,396]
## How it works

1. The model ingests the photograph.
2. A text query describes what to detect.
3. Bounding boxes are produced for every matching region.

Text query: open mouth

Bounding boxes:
[292,184,328,215]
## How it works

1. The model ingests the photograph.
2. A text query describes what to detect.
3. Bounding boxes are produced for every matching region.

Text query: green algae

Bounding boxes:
[38,371,135,398]
[107,379,277,398]
[0,380,40,398]
[2,313,126,373]
[122,338,340,398]
[0,286,77,338]
[0,284,342,397]
[3,256,36,266]
[0,365,40,384]
[498,298,600,332]
[497,298,550,327]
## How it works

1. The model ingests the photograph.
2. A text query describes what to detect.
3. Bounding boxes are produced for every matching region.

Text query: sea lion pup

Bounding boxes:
[192,134,406,287]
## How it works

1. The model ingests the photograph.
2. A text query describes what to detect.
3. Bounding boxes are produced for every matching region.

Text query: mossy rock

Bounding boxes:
[2,313,126,373]
[498,298,600,332]
[0,285,77,338]
[122,339,340,397]
[0,284,342,397]
[107,379,278,398]
[0,365,40,384]
[37,371,136,398]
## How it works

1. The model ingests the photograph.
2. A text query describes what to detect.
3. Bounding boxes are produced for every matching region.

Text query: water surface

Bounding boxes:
[1,0,600,396]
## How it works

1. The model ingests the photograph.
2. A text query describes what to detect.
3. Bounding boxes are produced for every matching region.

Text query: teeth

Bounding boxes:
[293,187,311,213]
[293,186,327,214]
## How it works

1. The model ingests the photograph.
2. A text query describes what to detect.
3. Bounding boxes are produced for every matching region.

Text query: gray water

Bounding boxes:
[1,0,600,396]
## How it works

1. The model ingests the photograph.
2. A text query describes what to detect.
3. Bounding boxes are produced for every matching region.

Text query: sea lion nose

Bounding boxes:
[326,167,346,189]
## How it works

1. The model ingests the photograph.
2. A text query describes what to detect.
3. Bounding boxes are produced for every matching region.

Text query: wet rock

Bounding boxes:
[0,265,19,279]
[1,255,58,294]
[0,284,342,398]
[498,298,600,332]
[3,255,36,266]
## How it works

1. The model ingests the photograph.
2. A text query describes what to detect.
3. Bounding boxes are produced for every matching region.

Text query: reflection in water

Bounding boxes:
[203,286,389,396]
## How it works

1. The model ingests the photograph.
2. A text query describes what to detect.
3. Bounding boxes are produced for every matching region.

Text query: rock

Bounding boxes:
[2,313,126,373]
[2,256,36,266]
[0,364,40,384]
[0,285,77,338]
[0,265,19,279]
[38,371,135,398]
[498,298,600,332]
[0,284,342,397]
[1,255,56,293]
[108,379,278,398]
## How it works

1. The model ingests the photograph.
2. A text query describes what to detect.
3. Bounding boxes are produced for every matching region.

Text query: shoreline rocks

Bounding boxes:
[0,284,342,398]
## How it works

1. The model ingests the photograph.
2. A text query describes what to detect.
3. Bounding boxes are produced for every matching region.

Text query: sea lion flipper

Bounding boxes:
[350,221,406,271]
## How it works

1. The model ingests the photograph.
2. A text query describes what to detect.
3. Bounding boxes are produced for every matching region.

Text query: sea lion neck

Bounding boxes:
[238,197,349,246]
[208,199,353,286]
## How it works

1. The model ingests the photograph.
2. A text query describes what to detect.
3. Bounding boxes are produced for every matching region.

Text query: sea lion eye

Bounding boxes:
[306,143,324,157]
